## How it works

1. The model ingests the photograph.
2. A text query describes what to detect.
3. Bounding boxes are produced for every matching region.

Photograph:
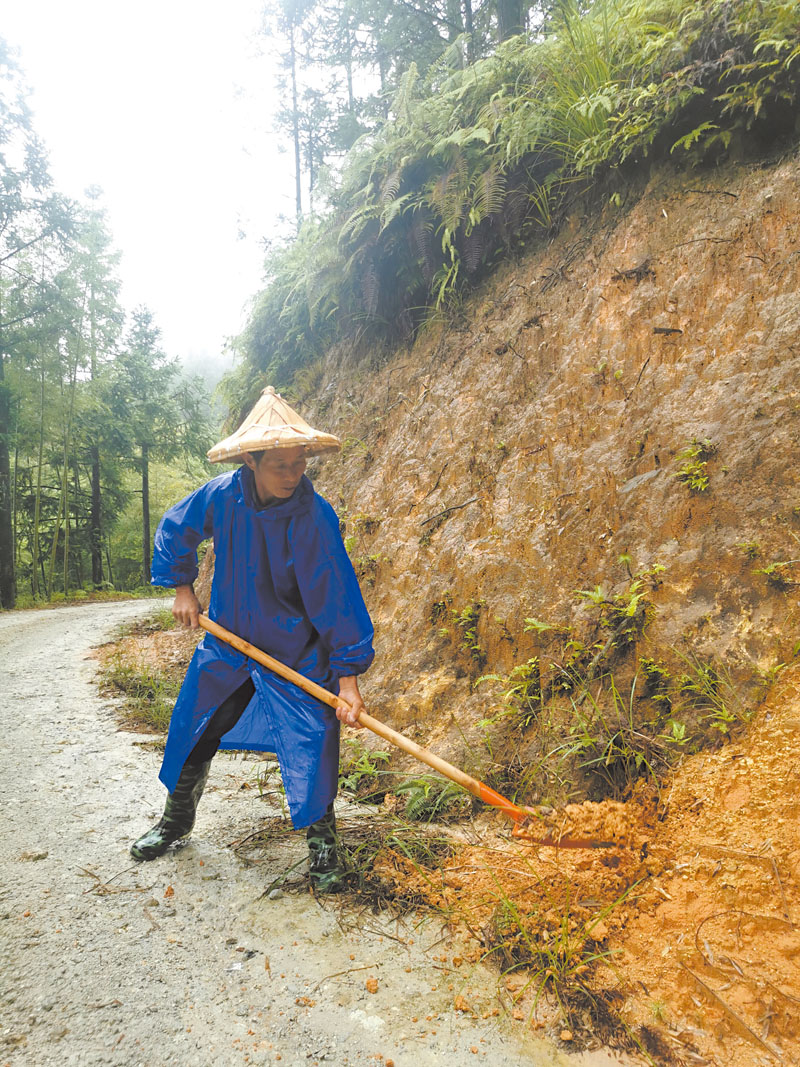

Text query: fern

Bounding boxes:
[471,162,506,221]
[230,0,800,397]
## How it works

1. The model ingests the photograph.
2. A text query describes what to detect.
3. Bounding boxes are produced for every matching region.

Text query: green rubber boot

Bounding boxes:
[306,807,345,892]
[130,760,211,861]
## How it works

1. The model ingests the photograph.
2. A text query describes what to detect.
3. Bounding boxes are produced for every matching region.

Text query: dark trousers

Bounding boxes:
[184,679,335,832]
[185,678,256,765]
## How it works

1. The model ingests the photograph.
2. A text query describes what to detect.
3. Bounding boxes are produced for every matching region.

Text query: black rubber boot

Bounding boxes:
[130,760,212,861]
[306,807,345,892]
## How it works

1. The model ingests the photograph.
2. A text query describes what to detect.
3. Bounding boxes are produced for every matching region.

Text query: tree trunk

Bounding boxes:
[89,286,104,587]
[105,540,114,587]
[464,0,476,60]
[46,463,64,599]
[447,0,464,41]
[345,28,355,111]
[496,0,526,41]
[90,448,103,586]
[289,21,303,226]
[141,442,151,585]
[31,360,46,600]
[308,125,316,213]
[61,361,78,597]
[0,352,15,608]
[12,397,19,580]
[73,462,84,588]
[0,270,16,609]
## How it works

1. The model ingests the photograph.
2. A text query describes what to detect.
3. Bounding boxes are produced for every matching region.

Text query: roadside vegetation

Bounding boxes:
[226,0,800,411]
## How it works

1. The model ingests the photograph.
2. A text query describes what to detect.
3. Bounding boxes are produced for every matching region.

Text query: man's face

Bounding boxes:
[244,446,307,505]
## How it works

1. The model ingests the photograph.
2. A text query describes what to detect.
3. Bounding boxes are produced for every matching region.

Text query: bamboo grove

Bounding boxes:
[226,0,800,414]
[0,42,211,609]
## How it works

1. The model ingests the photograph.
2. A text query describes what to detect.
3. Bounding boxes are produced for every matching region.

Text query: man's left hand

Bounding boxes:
[336,676,365,729]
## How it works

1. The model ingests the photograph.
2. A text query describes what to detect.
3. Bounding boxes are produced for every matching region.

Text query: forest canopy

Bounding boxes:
[0,40,213,609]
[227,0,800,412]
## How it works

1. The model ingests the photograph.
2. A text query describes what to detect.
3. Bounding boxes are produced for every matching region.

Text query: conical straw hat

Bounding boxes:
[207,386,341,464]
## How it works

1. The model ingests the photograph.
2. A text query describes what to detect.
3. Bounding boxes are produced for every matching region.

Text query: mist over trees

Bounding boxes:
[3,0,798,607]
[0,41,211,609]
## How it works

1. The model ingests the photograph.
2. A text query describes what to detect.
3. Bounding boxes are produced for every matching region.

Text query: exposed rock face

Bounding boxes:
[304,155,800,758]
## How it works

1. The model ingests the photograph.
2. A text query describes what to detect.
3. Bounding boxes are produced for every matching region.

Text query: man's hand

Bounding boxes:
[336,676,365,729]
[172,584,201,629]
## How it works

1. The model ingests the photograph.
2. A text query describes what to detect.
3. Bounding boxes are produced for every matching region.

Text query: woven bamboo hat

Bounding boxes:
[207,386,341,464]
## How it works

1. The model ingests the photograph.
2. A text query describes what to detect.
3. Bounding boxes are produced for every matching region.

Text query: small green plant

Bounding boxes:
[577,564,663,648]
[649,999,668,1022]
[754,559,799,591]
[450,601,486,667]
[354,554,383,585]
[737,540,760,561]
[340,436,369,458]
[639,656,671,707]
[674,439,716,492]
[338,738,391,802]
[576,584,606,607]
[429,593,453,624]
[344,534,357,555]
[352,514,381,535]
[395,776,471,822]
[477,658,543,731]
[674,651,750,739]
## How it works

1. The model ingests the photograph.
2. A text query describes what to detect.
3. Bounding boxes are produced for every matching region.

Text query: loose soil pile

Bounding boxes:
[371,667,800,1064]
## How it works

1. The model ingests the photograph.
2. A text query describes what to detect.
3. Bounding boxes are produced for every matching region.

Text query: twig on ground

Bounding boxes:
[679,961,783,1061]
[769,856,791,922]
[420,498,478,526]
[311,964,372,992]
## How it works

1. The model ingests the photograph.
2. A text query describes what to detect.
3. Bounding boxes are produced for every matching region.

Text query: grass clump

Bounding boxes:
[551,675,685,799]
[674,649,752,739]
[674,439,716,492]
[477,657,543,730]
[338,738,391,802]
[102,651,181,734]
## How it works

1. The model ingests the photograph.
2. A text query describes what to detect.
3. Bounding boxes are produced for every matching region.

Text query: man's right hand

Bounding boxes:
[172,584,201,629]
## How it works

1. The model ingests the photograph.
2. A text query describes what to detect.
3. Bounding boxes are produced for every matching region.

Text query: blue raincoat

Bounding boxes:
[151,468,374,828]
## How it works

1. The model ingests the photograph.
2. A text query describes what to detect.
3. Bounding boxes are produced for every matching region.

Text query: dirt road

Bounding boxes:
[0,602,632,1067]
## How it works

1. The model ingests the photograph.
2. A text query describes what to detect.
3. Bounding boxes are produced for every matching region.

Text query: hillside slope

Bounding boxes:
[306,150,799,775]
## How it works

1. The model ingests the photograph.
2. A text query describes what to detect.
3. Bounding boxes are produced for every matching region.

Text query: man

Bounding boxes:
[130,387,374,892]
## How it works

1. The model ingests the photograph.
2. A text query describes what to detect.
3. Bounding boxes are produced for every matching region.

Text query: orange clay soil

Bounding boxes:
[607,663,800,1065]
[374,666,800,1065]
